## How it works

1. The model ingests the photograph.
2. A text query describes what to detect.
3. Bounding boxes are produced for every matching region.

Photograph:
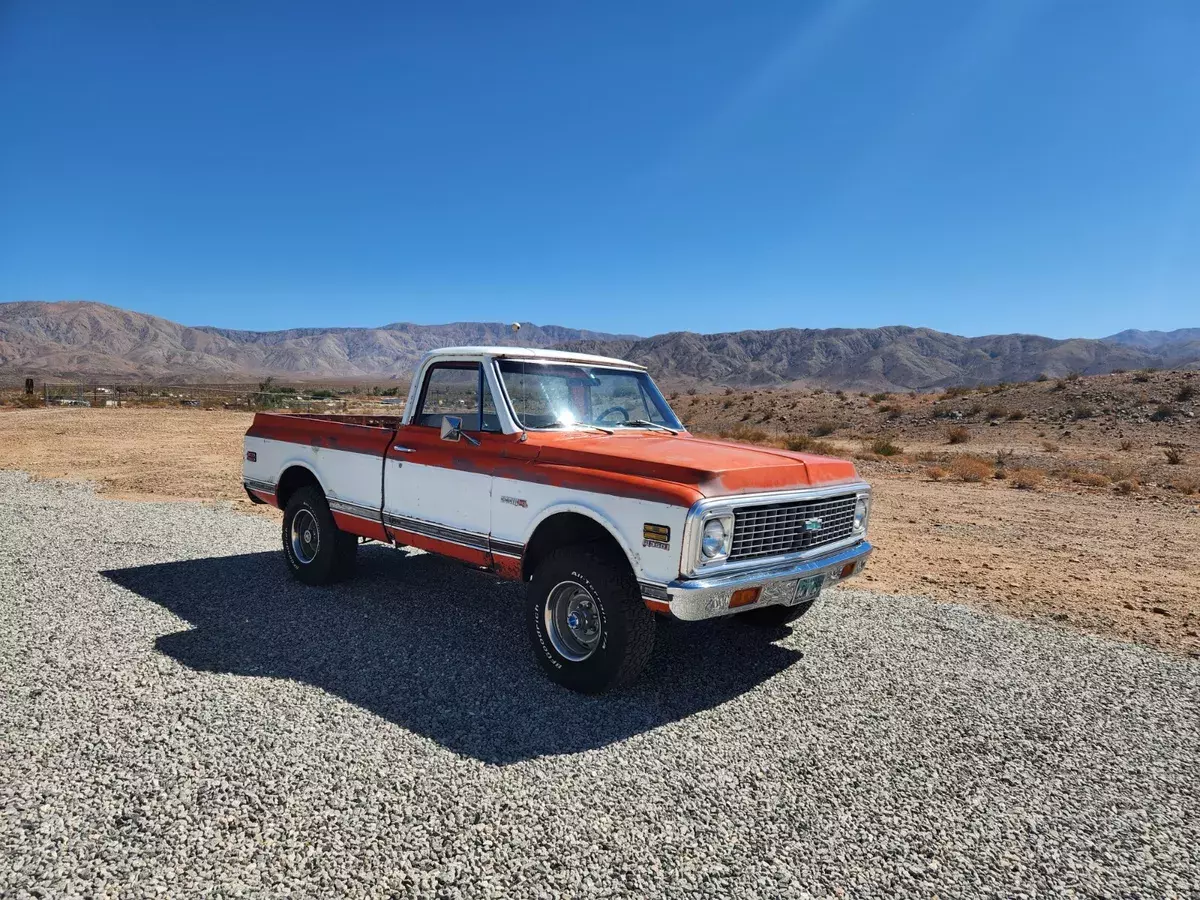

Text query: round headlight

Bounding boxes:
[701,518,727,559]
[853,497,870,532]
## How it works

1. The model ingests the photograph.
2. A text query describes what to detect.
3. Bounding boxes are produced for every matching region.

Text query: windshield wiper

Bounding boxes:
[617,419,679,435]
[543,421,615,435]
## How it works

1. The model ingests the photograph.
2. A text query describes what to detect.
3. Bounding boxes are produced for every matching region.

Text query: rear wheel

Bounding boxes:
[528,547,655,693]
[282,485,358,585]
[737,597,817,627]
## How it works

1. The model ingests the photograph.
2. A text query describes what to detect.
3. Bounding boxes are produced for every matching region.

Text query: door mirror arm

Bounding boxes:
[440,415,480,446]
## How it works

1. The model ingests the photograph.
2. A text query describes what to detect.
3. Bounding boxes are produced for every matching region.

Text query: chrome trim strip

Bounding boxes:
[490,539,525,558]
[681,482,872,578]
[327,498,381,521]
[383,513,491,553]
[243,478,276,494]
[667,541,872,622]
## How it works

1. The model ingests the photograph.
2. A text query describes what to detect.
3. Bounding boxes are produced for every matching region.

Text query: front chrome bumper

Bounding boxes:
[642,541,873,621]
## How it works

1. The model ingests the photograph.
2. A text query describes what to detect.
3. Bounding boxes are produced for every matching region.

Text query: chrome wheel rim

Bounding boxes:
[290,509,320,564]
[545,581,602,662]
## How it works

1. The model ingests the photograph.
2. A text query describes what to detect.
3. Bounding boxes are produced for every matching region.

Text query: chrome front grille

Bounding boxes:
[729,494,857,562]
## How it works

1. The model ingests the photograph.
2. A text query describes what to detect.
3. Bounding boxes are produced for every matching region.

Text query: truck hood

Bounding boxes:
[529,432,861,498]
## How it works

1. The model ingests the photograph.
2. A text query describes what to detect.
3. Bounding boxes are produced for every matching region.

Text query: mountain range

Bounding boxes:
[2,300,1197,391]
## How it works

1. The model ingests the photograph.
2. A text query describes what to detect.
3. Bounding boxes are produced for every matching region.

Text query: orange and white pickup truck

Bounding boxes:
[243,347,872,692]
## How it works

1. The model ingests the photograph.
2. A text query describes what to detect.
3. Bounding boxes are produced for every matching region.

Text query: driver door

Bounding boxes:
[383,361,504,566]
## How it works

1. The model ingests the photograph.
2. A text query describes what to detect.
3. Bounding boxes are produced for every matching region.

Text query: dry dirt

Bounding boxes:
[3,383,1198,656]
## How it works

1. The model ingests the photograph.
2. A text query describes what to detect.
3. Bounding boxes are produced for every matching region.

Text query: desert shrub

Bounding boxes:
[869,437,903,457]
[870,392,890,403]
[994,448,1016,468]
[1073,405,1095,419]
[1150,404,1177,422]
[1164,446,1185,465]
[1010,467,1046,490]
[1176,384,1196,403]
[1035,373,1049,382]
[1052,380,1067,392]
[810,421,837,437]
[1118,438,1134,452]
[1110,368,1127,374]
[739,412,751,421]
[1041,440,1060,452]
[946,425,971,445]
[943,385,971,398]
[926,466,949,482]
[950,455,994,483]
[1132,372,1151,383]
[1172,475,1199,495]
[722,398,734,409]
[986,406,1008,420]
[783,434,836,455]
[965,402,983,416]
[1007,409,1026,421]
[834,390,845,398]
[686,388,697,396]
[724,387,734,396]
[1114,479,1139,495]
[1066,371,1083,381]
[1072,472,1112,487]
[915,449,944,462]
[668,392,679,400]
[719,425,769,444]
[783,434,813,452]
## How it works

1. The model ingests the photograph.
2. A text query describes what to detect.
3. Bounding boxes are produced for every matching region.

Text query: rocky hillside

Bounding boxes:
[1103,327,1200,357]
[0,301,629,381]
[2,300,1197,389]
[562,326,1190,390]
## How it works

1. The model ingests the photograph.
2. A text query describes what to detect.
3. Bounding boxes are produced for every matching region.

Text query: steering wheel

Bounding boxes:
[596,405,630,425]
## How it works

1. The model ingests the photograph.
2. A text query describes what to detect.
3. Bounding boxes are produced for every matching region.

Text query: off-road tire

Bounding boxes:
[528,547,655,693]
[737,597,817,627]
[282,485,358,585]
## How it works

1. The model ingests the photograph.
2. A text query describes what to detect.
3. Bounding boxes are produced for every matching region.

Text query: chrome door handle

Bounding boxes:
[393,445,416,453]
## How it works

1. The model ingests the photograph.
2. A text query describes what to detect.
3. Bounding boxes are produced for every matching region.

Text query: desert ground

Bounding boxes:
[3,369,1198,656]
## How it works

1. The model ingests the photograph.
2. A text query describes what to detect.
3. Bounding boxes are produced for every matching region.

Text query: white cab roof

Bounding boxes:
[422,346,646,370]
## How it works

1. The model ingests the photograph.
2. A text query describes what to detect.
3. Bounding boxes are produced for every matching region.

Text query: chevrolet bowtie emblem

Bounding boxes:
[803,517,824,532]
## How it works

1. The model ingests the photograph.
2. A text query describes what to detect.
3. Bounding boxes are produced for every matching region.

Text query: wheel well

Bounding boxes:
[521,512,633,582]
[275,466,322,510]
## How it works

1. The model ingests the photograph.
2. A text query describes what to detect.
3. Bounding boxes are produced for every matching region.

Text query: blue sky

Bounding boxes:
[1,1,1198,339]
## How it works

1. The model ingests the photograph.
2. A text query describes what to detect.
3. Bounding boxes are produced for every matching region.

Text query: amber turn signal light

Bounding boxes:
[729,587,762,608]
[840,562,857,579]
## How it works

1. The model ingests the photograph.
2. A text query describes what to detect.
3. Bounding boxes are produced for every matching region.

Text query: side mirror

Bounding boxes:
[440,415,479,446]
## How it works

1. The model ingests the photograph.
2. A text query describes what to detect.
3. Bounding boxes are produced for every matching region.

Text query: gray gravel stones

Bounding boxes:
[1,470,1197,898]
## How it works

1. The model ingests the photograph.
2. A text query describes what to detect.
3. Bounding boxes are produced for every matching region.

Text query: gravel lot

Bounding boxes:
[1,471,1197,898]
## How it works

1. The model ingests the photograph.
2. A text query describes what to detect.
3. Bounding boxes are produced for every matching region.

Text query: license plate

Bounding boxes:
[790,575,824,605]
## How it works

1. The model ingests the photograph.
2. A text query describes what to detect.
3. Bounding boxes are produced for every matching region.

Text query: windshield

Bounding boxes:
[497,360,683,432]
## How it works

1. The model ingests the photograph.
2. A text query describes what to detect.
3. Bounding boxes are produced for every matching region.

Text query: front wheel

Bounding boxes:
[282,485,358,585]
[527,548,655,693]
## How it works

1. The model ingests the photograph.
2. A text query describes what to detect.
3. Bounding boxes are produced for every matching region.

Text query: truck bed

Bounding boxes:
[245,412,400,457]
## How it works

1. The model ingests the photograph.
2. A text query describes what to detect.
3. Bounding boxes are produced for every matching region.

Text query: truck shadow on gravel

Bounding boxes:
[102,547,802,764]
